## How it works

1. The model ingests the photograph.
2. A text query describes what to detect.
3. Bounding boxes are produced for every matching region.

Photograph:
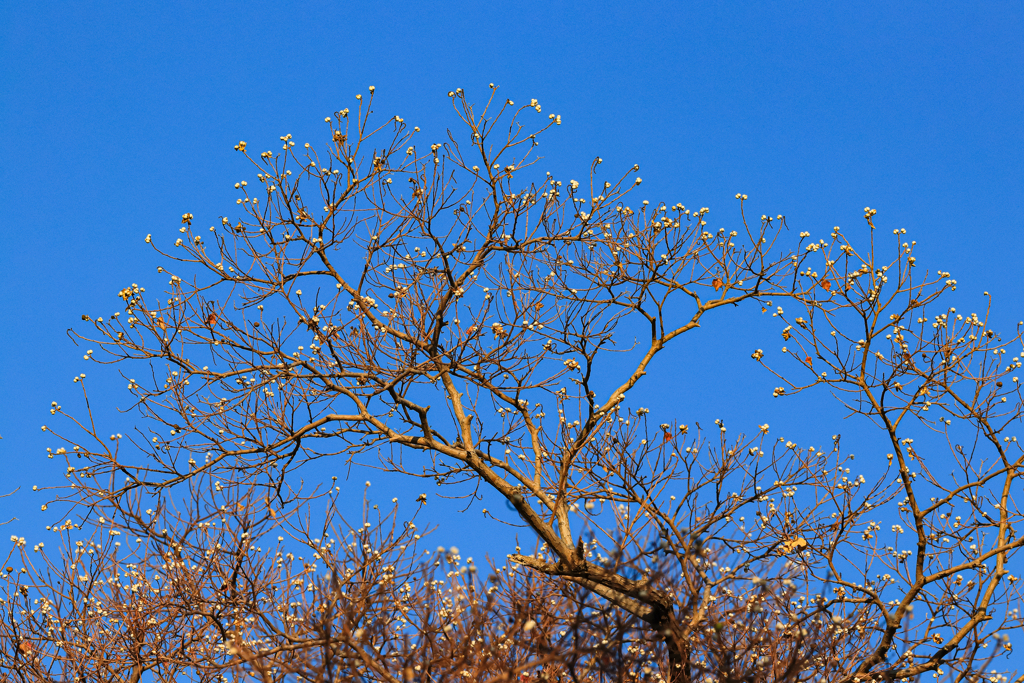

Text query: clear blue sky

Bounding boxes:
[1,1,1022,565]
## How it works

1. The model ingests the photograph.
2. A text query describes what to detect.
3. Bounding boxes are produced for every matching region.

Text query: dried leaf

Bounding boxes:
[820,277,832,291]
[712,276,723,291]
[779,537,808,555]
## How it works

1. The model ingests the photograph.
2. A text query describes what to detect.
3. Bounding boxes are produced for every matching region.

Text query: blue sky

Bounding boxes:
[2,0,1022,568]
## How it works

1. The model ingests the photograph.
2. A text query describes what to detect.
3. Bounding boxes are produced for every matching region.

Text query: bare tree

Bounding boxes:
[4,86,1021,682]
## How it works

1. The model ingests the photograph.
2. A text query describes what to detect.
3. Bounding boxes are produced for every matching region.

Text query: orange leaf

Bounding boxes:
[819,277,832,291]
[712,276,723,291]
[663,432,672,443]
[206,313,218,327]
[806,355,813,366]
[779,537,808,555]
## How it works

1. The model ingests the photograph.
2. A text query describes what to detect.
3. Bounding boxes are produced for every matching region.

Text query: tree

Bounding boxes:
[3,86,1022,683]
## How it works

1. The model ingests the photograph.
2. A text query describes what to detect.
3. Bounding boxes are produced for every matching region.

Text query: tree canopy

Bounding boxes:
[3,88,1022,683]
